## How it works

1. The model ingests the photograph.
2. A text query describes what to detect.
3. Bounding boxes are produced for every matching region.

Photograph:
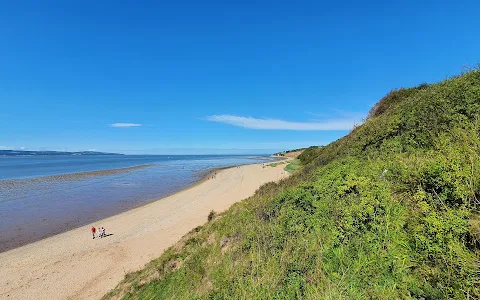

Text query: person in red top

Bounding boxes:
[91,226,96,239]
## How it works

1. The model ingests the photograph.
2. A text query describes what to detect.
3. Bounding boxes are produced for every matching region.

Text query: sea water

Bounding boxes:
[0,155,276,252]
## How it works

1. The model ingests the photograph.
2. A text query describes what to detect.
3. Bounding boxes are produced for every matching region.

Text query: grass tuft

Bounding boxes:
[207,210,216,222]
[284,159,303,173]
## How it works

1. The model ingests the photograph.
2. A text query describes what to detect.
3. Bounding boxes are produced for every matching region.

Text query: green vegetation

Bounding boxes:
[207,210,216,222]
[104,68,480,299]
[266,161,287,167]
[274,148,306,156]
[284,159,303,173]
[297,146,322,165]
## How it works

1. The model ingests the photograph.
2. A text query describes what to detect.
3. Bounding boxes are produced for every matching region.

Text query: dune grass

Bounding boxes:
[284,159,302,173]
[265,161,287,167]
[104,68,480,300]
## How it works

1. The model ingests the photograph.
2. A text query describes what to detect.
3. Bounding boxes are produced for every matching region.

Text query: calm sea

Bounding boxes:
[0,155,276,252]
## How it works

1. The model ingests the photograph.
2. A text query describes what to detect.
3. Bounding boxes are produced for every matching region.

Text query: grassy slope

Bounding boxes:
[284,159,303,173]
[105,69,480,300]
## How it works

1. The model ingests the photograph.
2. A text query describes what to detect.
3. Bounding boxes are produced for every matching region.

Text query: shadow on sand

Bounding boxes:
[98,233,114,239]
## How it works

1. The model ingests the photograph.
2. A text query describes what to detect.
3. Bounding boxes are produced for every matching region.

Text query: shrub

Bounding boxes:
[207,210,216,222]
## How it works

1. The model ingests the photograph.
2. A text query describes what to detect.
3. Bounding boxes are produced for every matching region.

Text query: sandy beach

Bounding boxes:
[0,161,289,300]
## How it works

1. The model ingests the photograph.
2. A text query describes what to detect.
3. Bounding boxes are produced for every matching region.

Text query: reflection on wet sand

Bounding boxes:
[0,164,154,188]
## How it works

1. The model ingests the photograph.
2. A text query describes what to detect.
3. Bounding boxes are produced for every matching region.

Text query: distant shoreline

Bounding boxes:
[0,154,278,181]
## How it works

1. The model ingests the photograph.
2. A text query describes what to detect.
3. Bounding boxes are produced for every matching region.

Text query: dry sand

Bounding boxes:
[0,162,289,300]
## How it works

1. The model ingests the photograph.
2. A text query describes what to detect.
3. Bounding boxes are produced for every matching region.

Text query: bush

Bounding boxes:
[207,210,216,222]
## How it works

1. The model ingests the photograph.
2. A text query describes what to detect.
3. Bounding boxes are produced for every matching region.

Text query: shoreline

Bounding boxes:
[0,160,289,300]
[0,160,276,253]
[0,163,156,183]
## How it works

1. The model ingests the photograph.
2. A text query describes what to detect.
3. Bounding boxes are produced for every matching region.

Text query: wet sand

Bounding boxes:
[0,164,154,187]
[0,161,289,300]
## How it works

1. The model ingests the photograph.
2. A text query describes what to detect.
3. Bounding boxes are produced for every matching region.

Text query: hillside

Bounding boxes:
[274,148,307,158]
[104,69,480,299]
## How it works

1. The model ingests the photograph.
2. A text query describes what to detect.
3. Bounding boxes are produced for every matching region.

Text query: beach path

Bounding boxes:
[0,162,288,300]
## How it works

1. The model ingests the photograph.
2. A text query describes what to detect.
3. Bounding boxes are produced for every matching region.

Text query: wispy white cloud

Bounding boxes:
[0,146,11,150]
[206,115,361,131]
[109,123,142,128]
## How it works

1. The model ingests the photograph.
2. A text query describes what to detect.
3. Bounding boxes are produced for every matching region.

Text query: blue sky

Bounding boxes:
[1,1,479,154]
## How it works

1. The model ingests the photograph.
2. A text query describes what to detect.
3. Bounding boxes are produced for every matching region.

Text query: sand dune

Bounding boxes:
[0,162,288,300]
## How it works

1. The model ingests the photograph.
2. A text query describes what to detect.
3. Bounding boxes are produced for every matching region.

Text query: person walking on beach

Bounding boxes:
[101,227,106,238]
[98,227,102,238]
[91,226,96,239]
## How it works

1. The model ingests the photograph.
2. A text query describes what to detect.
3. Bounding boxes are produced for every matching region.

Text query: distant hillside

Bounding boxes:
[274,148,310,158]
[0,150,122,156]
[273,148,306,156]
[105,68,480,299]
